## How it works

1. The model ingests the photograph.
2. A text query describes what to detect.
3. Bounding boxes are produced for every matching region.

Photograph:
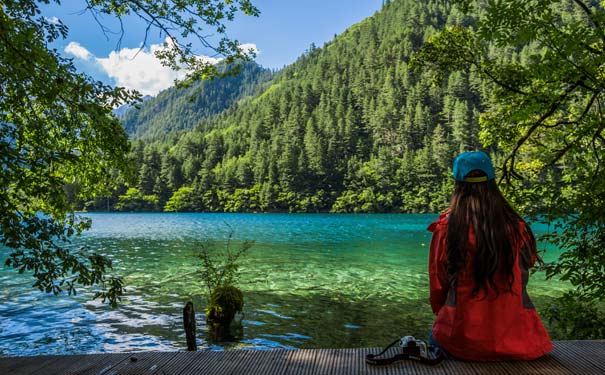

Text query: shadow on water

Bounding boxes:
[104,290,561,351]
[72,288,437,351]
[216,294,562,350]
[235,290,436,349]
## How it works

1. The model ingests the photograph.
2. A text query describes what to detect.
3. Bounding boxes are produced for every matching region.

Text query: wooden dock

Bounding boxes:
[1,341,603,374]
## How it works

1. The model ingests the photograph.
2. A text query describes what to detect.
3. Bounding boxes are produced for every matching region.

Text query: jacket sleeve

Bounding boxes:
[428,222,448,315]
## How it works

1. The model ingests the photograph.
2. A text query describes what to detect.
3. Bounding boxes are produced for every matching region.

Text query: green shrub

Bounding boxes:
[206,285,244,325]
[542,292,605,340]
[198,230,253,329]
[164,187,197,212]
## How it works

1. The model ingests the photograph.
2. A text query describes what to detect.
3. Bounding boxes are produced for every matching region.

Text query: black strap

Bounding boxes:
[365,339,445,366]
[365,338,401,365]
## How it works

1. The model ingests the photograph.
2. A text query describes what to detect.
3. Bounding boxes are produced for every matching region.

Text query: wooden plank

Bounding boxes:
[311,349,330,375]
[144,350,212,375]
[579,341,605,372]
[232,349,268,375]
[246,349,289,375]
[29,354,90,375]
[224,350,260,375]
[323,348,348,375]
[555,340,605,372]
[284,348,319,375]
[383,346,420,375]
[237,350,268,375]
[181,349,252,375]
[362,346,471,375]
[434,358,478,375]
[179,350,230,374]
[74,353,132,375]
[180,350,231,374]
[0,355,62,375]
[1,341,604,375]
[360,347,402,375]
[0,355,61,375]
[103,351,179,375]
[527,356,574,375]
[0,356,39,375]
[409,358,455,375]
[550,342,602,374]
[354,347,372,375]
[329,348,357,375]
[469,360,515,375]
[494,356,567,375]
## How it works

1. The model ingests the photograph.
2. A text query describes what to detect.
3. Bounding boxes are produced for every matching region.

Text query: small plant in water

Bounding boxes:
[198,228,253,337]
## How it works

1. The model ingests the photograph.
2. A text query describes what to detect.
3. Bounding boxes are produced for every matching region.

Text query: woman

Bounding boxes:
[428,151,552,361]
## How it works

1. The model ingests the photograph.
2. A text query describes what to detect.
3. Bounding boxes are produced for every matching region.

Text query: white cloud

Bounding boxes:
[239,43,259,56]
[193,55,222,66]
[65,41,93,61]
[96,42,189,97]
[65,38,241,96]
[46,16,61,25]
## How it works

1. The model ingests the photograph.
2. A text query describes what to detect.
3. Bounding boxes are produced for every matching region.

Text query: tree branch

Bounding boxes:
[571,0,605,45]
[500,78,585,183]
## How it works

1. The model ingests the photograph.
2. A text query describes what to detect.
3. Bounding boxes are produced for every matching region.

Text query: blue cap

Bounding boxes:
[452,151,495,182]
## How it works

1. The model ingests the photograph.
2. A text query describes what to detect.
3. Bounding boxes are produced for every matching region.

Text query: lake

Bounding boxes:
[0,213,568,356]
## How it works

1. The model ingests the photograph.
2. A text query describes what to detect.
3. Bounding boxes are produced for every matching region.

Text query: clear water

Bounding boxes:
[0,213,568,356]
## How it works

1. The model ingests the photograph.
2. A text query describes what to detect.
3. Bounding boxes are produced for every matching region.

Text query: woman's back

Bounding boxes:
[428,151,552,361]
[429,213,552,361]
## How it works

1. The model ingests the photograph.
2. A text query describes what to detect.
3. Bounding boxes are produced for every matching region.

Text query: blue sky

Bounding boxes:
[41,1,383,96]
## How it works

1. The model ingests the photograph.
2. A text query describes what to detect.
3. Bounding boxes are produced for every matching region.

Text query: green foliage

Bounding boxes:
[164,187,198,212]
[198,230,253,326]
[120,63,275,141]
[543,292,605,340]
[1,0,132,305]
[198,235,253,294]
[115,188,159,212]
[543,216,605,301]
[410,26,481,85]
[206,285,244,326]
[1,0,258,304]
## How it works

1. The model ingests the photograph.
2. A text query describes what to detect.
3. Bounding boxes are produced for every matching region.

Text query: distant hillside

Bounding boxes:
[85,0,490,213]
[118,62,275,140]
[113,95,152,117]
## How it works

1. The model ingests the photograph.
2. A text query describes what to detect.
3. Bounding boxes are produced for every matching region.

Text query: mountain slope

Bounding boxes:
[93,0,487,213]
[119,62,275,140]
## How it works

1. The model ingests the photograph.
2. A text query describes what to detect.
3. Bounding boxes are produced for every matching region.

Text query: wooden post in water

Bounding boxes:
[183,301,197,351]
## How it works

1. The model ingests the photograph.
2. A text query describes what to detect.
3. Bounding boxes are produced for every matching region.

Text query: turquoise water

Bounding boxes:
[0,213,568,356]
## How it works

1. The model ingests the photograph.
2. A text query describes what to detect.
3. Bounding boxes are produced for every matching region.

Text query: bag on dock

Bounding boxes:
[365,336,445,366]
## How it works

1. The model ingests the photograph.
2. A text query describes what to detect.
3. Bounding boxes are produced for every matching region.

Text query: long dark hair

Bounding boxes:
[446,171,537,297]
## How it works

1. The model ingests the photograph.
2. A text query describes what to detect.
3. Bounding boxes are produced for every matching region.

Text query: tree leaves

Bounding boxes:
[83,0,260,82]
[1,0,258,305]
[197,230,254,296]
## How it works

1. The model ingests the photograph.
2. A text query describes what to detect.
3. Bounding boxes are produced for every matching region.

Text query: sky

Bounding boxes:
[41,1,384,96]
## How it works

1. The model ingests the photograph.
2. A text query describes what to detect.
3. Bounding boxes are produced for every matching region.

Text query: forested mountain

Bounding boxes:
[118,62,275,140]
[87,0,487,212]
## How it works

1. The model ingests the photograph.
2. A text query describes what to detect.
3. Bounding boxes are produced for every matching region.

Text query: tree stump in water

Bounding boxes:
[183,301,197,351]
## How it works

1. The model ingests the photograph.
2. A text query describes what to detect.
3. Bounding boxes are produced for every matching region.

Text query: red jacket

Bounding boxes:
[428,212,552,361]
